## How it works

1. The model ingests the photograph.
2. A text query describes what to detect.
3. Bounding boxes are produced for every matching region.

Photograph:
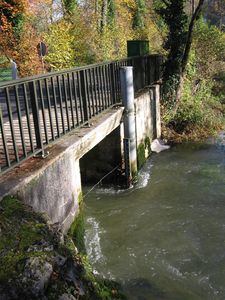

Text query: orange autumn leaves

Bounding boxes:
[0,0,43,75]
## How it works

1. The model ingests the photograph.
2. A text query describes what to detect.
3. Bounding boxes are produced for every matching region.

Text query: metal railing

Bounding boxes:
[0,54,163,174]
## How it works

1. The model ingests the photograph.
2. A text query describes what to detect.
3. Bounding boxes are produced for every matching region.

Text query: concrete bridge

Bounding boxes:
[0,55,162,232]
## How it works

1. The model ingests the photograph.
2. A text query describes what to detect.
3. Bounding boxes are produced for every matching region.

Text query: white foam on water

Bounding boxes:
[85,217,104,264]
[95,185,133,195]
[134,163,154,190]
[161,260,184,278]
[167,264,183,278]
[85,161,154,199]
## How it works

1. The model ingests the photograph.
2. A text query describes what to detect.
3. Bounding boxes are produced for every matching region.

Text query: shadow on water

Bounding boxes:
[122,278,166,300]
[122,276,209,300]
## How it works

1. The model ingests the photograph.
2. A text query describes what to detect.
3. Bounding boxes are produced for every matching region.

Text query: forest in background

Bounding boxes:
[0,0,165,74]
[0,0,224,140]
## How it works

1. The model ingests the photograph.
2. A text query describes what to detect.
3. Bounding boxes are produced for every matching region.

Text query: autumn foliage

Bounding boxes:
[0,0,43,76]
[0,0,163,75]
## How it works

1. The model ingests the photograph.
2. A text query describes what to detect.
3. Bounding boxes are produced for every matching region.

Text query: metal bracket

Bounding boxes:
[34,150,49,159]
[81,123,92,128]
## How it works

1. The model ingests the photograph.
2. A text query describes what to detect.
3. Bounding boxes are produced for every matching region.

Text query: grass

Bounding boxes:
[0,68,12,82]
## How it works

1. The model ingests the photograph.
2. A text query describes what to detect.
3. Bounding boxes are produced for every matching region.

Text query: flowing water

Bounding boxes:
[84,133,225,300]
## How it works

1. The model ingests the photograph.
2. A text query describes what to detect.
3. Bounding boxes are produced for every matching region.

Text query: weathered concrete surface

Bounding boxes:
[0,107,124,232]
[135,90,154,146]
[135,85,161,165]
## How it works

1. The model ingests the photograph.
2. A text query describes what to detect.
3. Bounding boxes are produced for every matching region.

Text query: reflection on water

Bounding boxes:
[84,134,225,300]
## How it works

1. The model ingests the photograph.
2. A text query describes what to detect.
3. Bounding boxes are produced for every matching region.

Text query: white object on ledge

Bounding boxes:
[151,139,170,153]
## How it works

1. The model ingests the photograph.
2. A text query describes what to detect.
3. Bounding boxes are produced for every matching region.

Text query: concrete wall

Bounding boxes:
[17,151,82,233]
[135,84,161,168]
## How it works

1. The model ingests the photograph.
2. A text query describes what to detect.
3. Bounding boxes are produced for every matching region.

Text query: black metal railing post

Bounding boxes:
[80,70,89,123]
[155,55,160,81]
[29,81,44,154]
[0,106,10,167]
[110,63,116,104]
[141,56,145,88]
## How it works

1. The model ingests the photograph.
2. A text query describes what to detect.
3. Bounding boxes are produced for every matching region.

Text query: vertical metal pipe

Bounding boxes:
[11,60,17,80]
[155,84,161,138]
[120,66,138,186]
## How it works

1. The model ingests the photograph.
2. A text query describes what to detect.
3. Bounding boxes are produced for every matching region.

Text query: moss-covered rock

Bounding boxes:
[0,196,126,300]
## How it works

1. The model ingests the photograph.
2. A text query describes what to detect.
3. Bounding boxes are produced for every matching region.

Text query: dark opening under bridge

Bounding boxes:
[0,54,163,231]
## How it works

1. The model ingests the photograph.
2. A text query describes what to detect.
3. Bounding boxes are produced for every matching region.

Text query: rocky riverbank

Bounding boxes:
[0,196,126,300]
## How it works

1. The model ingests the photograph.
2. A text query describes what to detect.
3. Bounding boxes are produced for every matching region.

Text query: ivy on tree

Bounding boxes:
[62,0,77,15]
[155,0,206,107]
[133,0,146,29]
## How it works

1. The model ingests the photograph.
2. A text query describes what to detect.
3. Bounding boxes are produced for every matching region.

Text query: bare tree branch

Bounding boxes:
[181,0,205,75]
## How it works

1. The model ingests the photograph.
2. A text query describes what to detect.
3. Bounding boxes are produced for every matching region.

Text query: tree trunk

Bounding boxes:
[175,0,205,107]
[191,0,195,15]
[100,0,108,32]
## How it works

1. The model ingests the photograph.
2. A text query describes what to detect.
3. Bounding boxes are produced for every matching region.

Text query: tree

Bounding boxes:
[133,0,146,29]
[155,0,188,83]
[155,0,205,107]
[0,0,43,76]
[62,0,77,15]
[176,0,205,104]
[193,18,225,79]
[0,0,27,36]
[204,0,225,30]
[108,0,116,26]
[0,0,27,58]
[98,0,116,32]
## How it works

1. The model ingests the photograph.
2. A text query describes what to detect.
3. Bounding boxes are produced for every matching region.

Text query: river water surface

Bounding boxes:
[84,134,225,300]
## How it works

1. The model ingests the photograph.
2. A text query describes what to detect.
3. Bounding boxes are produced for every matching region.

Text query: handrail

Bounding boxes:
[0,54,163,174]
[0,54,162,88]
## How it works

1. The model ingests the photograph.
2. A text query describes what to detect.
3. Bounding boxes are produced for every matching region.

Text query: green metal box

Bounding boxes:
[127,40,149,57]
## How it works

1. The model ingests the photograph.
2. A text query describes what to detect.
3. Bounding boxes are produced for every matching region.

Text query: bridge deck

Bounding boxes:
[0,104,108,170]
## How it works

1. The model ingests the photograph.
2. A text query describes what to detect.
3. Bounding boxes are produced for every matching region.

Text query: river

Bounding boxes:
[84,133,225,300]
